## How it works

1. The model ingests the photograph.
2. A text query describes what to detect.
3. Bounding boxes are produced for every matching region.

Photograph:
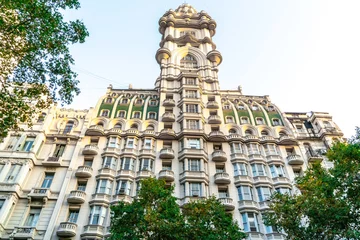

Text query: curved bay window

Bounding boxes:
[180,54,198,69]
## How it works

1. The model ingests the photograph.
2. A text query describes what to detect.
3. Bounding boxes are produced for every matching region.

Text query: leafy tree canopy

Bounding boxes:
[110,178,246,240]
[264,128,360,240]
[0,0,88,138]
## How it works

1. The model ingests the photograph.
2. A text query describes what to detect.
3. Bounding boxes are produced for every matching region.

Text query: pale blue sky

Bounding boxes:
[65,0,360,138]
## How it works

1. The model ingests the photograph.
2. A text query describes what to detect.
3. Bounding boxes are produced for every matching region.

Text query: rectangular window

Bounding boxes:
[185,90,197,98]
[143,138,152,149]
[121,157,134,171]
[53,144,66,157]
[41,173,54,188]
[77,182,87,191]
[251,164,266,177]
[126,138,136,148]
[233,163,248,176]
[188,159,200,171]
[231,143,243,153]
[68,210,79,223]
[190,183,201,197]
[186,104,198,113]
[139,159,154,171]
[186,119,200,129]
[276,188,291,195]
[269,165,285,178]
[107,137,120,148]
[247,143,260,155]
[185,78,196,85]
[256,187,272,201]
[22,137,35,152]
[241,117,249,124]
[242,212,259,232]
[116,180,132,195]
[237,186,253,201]
[133,112,141,118]
[25,208,41,227]
[5,164,21,183]
[218,189,228,198]
[0,199,5,209]
[89,206,106,225]
[118,111,126,118]
[188,138,200,149]
[96,179,112,194]
[102,156,116,169]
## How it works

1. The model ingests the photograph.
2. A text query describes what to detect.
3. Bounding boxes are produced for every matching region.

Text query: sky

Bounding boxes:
[65,0,360,138]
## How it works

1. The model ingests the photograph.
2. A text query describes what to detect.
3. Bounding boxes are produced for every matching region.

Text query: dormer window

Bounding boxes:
[101,110,109,117]
[133,112,141,119]
[117,111,126,118]
[121,99,129,104]
[256,118,265,125]
[252,105,259,111]
[105,98,112,104]
[148,112,156,119]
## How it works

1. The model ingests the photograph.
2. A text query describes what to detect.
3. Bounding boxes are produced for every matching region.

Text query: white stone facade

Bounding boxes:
[0,4,344,240]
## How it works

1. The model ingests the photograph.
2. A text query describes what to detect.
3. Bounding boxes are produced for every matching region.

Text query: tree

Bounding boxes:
[0,0,89,138]
[110,178,246,240]
[264,129,360,240]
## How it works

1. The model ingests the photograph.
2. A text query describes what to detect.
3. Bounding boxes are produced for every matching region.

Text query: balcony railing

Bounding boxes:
[158,170,175,182]
[57,222,77,237]
[82,144,99,155]
[67,190,86,204]
[85,125,105,136]
[208,115,222,124]
[219,197,235,211]
[162,112,176,122]
[43,156,63,166]
[159,148,175,159]
[286,154,304,165]
[212,150,227,162]
[207,101,219,109]
[75,165,93,178]
[12,227,37,239]
[214,172,231,184]
[163,99,176,107]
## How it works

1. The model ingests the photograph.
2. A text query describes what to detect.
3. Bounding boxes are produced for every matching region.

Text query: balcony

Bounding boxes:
[42,156,63,166]
[227,133,243,141]
[82,144,99,155]
[108,128,122,135]
[244,135,259,142]
[178,148,208,160]
[248,153,266,162]
[278,135,297,145]
[286,154,304,165]
[179,171,208,182]
[208,115,222,124]
[211,150,227,162]
[238,200,259,211]
[82,225,104,238]
[143,130,156,137]
[98,167,116,178]
[57,222,77,237]
[126,129,139,136]
[28,188,51,201]
[11,227,37,239]
[253,176,272,185]
[75,166,93,178]
[159,129,176,139]
[139,149,156,157]
[0,183,22,195]
[208,131,226,141]
[233,175,252,184]
[266,233,286,240]
[306,150,324,163]
[260,136,276,143]
[116,169,136,179]
[67,190,86,204]
[230,152,248,162]
[219,197,235,211]
[159,148,175,159]
[85,125,105,136]
[163,98,176,107]
[111,194,132,205]
[272,176,292,187]
[265,152,283,164]
[162,112,176,122]
[214,172,231,184]
[207,101,219,109]
[137,170,155,179]
[90,193,111,205]
[158,170,175,182]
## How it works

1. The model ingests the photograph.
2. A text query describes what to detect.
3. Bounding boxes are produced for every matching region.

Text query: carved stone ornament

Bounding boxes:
[0,158,30,165]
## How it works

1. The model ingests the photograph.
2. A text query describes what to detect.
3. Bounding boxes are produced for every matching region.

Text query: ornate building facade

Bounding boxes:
[0,4,344,240]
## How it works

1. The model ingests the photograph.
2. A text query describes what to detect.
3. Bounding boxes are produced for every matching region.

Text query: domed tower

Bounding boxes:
[155,3,222,91]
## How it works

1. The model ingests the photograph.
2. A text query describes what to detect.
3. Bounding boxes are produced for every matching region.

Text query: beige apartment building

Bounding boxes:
[0,4,344,240]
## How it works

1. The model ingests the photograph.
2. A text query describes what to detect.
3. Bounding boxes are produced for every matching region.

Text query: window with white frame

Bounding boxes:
[185,78,196,85]
[68,209,79,223]
[223,104,230,110]
[252,105,259,111]
[275,187,291,195]
[264,144,278,155]
[256,186,272,201]
[265,225,279,234]
[256,118,265,125]
[186,104,198,113]
[273,118,281,126]
[126,137,137,149]
[117,111,126,118]
[241,212,260,232]
[133,112,141,119]
[63,121,74,134]
[148,112,156,119]
[41,173,54,188]
[241,117,249,124]
[107,136,120,148]
[53,144,66,157]
[121,99,129,104]
[89,206,107,225]
[102,156,117,169]
[231,142,244,153]
[188,138,200,149]
[105,98,112,103]
[77,182,87,191]
[247,143,260,155]
[251,163,266,177]
[95,179,113,194]
[237,185,253,200]
[189,182,201,197]
[143,138,153,149]
[269,165,285,178]
[233,163,248,176]
[188,159,201,171]
[186,119,200,129]
[139,158,154,171]
[180,54,198,69]
[120,157,135,171]
[22,137,35,152]
[116,180,132,195]
[101,110,109,117]
[218,189,229,198]
[135,99,142,105]
[149,100,157,106]
[4,164,21,183]
[25,208,41,227]
[185,90,197,98]
[0,199,5,210]
[225,116,234,123]
[238,104,245,110]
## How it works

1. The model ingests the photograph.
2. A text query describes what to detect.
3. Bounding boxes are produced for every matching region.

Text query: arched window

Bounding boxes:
[279,131,287,137]
[97,122,104,127]
[180,54,198,69]
[63,121,74,134]
[146,125,154,130]
[121,99,129,104]
[261,130,269,136]
[229,128,237,134]
[130,124,138,130]
[245,129,253,136]
[114,123,122,129]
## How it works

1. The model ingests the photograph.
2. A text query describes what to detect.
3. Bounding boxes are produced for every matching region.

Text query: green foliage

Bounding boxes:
[264,129,360,240]
[0,0,89,138]
[110,178,246,240]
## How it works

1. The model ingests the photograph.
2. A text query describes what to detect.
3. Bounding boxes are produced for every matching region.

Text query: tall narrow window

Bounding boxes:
[186,119,199,129]
[89,206,106,225]
[41,173,54,188]
[189,183,201,196]
[188,159,200,171]
[25,208,41,226]
[102,156,117,169]
[22,137,35,152]
[0,199,5,210]
[95,179,112,194]
[188,138,200,149]
[242,212,260,232]
[116,180,132,195]
[120,157,134,171]
[53,144,66,157]
[251,163,266,177]
[233,163,248,176]
[63,121,74,134]
[186,104,198,113]
[5,164,21,183]
[256,187,272,201]
[237,185,253,201]
[68,210,79,223]
[139,159,154,171]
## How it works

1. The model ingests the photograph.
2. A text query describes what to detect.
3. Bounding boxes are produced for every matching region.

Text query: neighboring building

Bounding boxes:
[0,4,344,240]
